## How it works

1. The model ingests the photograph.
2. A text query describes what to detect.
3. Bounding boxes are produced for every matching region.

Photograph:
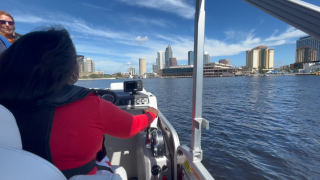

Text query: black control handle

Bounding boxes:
[151,165,161,176]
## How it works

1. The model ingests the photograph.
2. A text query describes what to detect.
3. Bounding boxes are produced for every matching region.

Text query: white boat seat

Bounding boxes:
[0,104,123,180]
[112,166,128,180]
[0,146,67,180]
[70,174,122,180]
[0,104,22,149]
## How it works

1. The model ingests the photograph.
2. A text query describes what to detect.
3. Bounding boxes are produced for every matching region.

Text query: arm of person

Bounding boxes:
[99,99,158,138]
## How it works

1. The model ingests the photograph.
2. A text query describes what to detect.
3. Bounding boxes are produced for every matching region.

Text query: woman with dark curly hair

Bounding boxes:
[0,27,158,179]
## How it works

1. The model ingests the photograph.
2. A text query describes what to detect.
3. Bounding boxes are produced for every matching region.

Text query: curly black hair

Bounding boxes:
[0,26,77,106]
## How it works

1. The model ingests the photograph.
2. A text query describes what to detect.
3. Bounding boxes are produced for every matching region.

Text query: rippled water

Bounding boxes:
[76,76,320,180]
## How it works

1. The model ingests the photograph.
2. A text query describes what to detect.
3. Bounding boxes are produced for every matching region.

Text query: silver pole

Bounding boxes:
[191,0,209,162]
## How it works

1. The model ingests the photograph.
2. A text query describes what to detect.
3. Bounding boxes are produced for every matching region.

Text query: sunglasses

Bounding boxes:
[0,20,15,26]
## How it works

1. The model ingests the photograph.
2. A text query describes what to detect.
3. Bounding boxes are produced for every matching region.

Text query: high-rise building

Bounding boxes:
[219,59,231,65]
[246,46,274,69]
[296,36,320,62]
[77,55,84,63]
[204,51,210,64]
[128,67,135,75]
[139,58,146,75]
[296,47,317,63]
[152,64,158,72]
[157,51,165,70]
[169,57,178,67]
[188,51,194,65]
[165,45,172,68]
[80,57,95,73]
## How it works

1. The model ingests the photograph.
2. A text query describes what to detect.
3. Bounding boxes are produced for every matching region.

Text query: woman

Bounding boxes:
[0,27,158,179]
[0,11,18,54]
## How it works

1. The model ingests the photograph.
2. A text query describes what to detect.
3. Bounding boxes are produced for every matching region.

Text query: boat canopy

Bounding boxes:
[243,0,320,40]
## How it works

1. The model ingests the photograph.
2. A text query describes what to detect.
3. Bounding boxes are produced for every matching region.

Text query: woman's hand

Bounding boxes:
[144,107,158,117]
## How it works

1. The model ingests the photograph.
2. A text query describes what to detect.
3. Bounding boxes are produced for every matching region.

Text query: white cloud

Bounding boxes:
[14,15,49,23]
[205,26,306,57]
[135,36,149,43]
[13,12,133,41]
[119,0,194,19]
[265,26,306,41]
[62,21,131,40]
[82,3,111,11]
[131,17,168,27]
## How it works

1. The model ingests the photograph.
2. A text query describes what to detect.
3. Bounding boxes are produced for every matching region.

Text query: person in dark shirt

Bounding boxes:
[0,11,18,54]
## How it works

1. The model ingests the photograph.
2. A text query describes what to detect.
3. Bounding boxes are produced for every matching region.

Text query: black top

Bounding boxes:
[0,37,7,55]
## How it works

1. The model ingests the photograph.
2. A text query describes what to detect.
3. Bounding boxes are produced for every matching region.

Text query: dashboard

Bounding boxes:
[94,89,151,107]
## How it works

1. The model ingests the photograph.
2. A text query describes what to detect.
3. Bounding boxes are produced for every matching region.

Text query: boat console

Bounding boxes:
[93,80,169,180]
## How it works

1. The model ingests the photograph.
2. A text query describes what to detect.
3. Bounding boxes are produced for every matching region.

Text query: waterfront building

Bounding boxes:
[128,67,136,75]
[158,63,241,77]
[157,51,165,70]
[204,62,232,69]
[204,51,210,64]
[152,64,159,72]
[165,45,172,68]
[219,59,231,65]
[77,55,84,66]
[188,51,194,65]
[80,57,95,73]
[296,46,317,63]
[303,62,320,72]
[296,36,320,62]
[204,62,242,76]
[158,66,194,77]
[246,45,274,70]
[139,58,146,75]
[93,71,104,75]
[169,57,178,67]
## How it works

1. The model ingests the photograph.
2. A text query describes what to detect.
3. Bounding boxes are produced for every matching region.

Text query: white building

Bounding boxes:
[128,67,136,75]
[303,62,320,72]
[80,58,95,73]
[204,62,233,69]
[157,51,165,70]
[204,51,210,64]
[152,64,158,72]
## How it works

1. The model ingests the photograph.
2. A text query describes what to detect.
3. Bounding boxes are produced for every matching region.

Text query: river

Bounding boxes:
[76,76,320,180]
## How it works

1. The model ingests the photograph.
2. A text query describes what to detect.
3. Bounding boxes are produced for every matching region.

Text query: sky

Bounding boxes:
[3,0,320,74]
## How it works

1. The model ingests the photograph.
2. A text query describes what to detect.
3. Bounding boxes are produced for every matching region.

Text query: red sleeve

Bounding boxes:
[99,98,156,138]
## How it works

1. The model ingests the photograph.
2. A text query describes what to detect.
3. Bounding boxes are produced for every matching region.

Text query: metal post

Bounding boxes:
[191,0,209,162]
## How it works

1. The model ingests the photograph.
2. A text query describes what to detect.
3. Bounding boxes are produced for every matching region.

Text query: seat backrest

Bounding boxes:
[0,104,22,149]
[0,146,67,180]
[0,105,123,180]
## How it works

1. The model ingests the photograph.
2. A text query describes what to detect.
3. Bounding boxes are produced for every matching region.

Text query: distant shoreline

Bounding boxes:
[78,78,117,80]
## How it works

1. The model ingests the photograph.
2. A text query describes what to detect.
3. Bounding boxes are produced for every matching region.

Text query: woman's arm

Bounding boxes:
[99,99,157,138]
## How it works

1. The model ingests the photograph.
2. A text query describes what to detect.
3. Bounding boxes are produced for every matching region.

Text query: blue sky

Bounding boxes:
[3,0,320,73]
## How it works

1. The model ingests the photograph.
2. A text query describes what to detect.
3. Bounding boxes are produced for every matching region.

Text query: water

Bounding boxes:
[76,76,320,180]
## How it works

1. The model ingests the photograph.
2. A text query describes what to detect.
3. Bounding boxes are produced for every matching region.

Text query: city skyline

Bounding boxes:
[4,0,320,73]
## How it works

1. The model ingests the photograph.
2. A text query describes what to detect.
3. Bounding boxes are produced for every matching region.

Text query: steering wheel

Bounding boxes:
[99,90,119,105]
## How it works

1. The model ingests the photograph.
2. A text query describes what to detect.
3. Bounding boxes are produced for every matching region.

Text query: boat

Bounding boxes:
[1,0,320,180]
[0,0,214,180]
